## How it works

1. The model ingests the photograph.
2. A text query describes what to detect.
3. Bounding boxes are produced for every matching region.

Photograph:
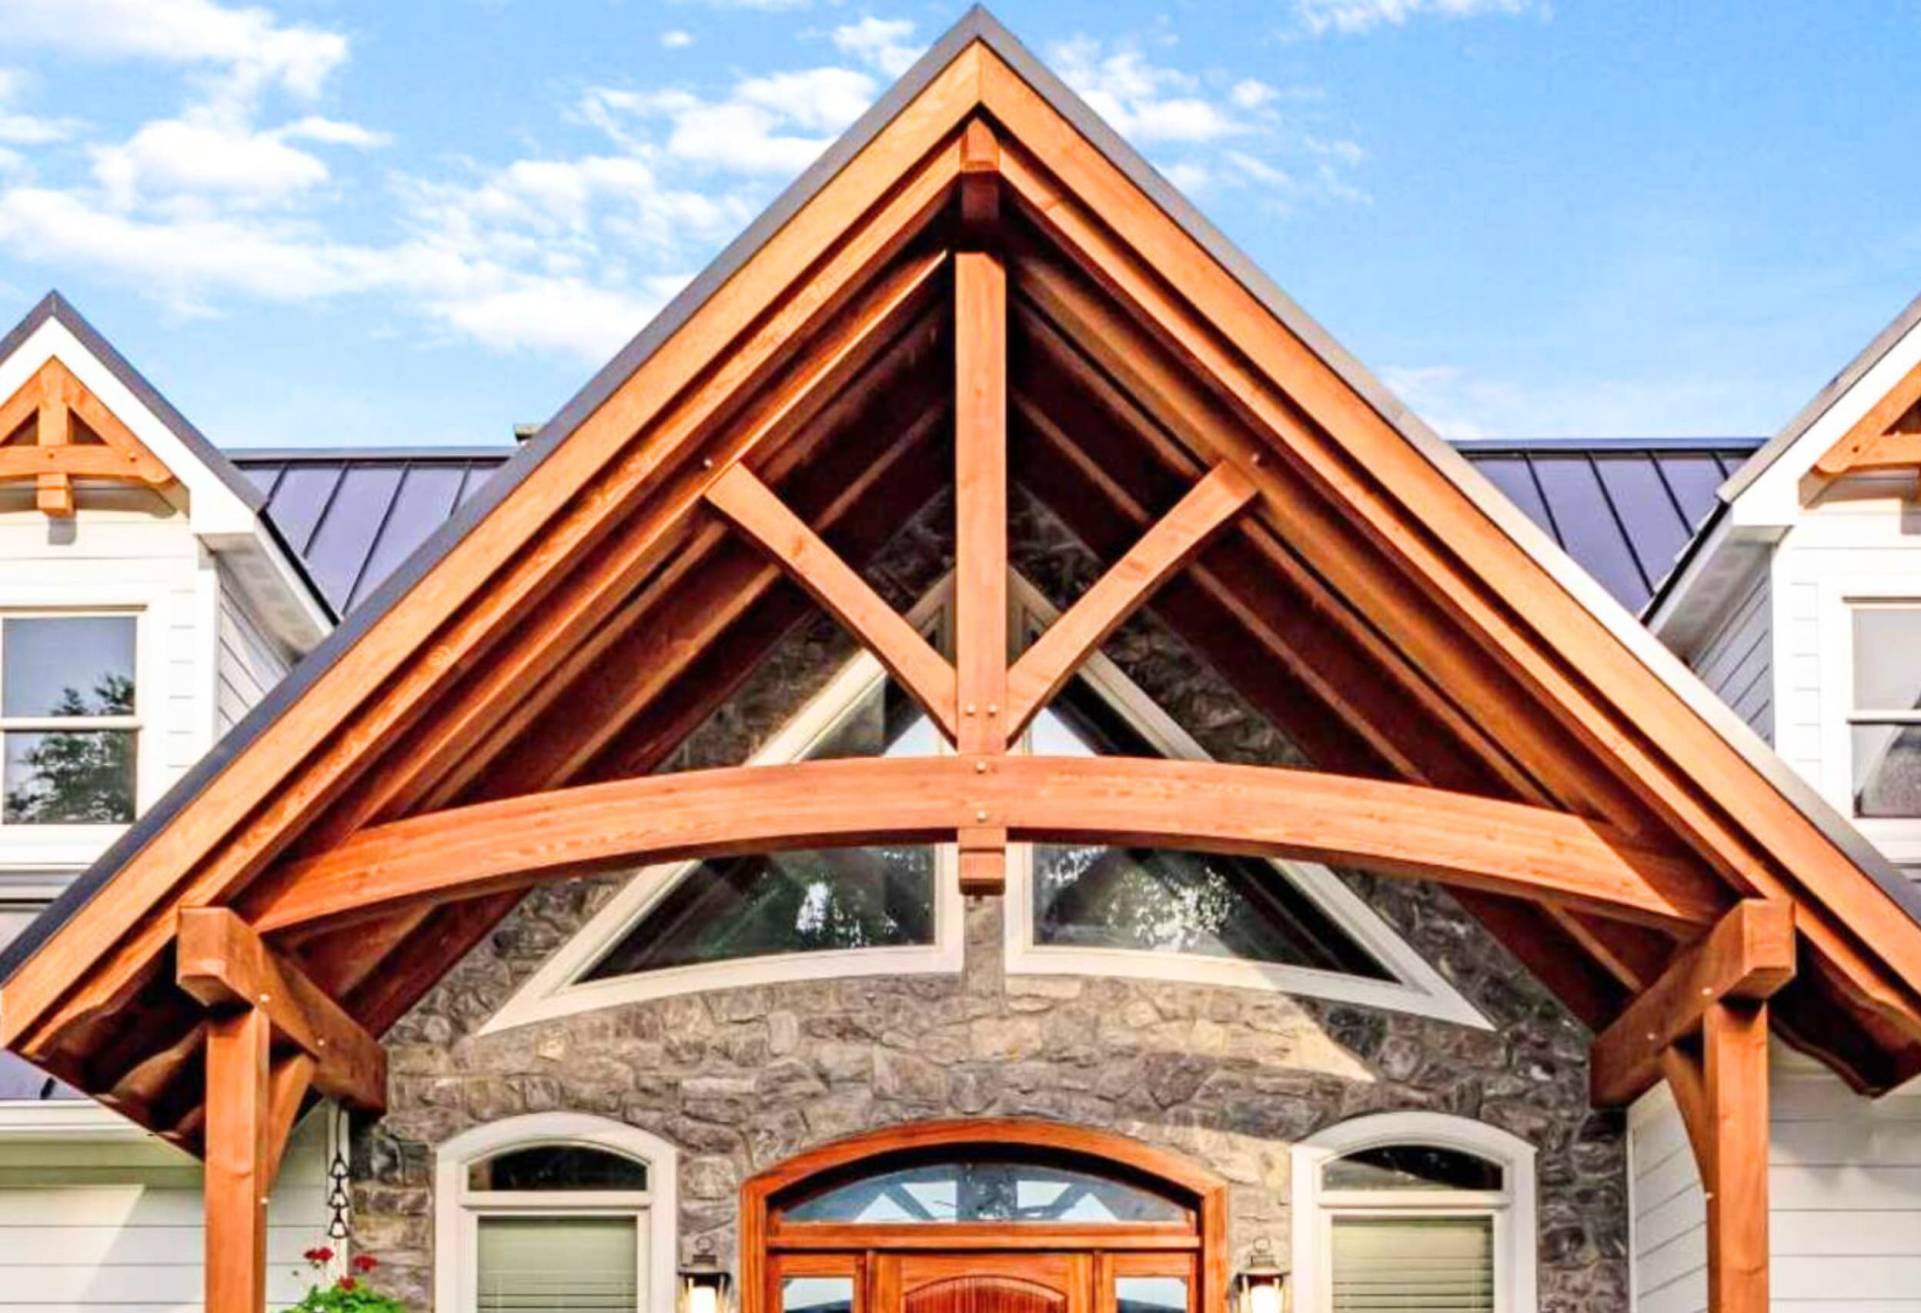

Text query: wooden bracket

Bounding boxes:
[1591,898,1795,1106]
[176,906,387,1114]
[0,357,174,516]
[958,118,1001,246]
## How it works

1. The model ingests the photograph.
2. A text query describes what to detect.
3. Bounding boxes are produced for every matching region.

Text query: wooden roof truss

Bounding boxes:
[3,19,1920,1313]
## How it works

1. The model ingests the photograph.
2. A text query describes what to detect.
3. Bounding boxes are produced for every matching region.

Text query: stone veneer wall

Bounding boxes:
[352,491,1629,1313]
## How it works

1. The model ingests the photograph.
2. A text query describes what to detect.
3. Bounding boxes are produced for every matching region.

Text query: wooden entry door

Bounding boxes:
[886,1254,1089,1313]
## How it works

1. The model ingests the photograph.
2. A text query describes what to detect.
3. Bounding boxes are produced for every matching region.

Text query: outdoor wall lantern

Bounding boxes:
[1232,1236,1290,1313]
[679,1236,736,1313]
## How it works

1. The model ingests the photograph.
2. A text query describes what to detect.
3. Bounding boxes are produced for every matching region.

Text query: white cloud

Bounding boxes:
[833,16,922,77]
[1230,78,1277,110]
[0,0,348,98]
[1051,37,1244,144]
[584,66,875,177]
[282,116,390,148]
[91,112,330,209]
[661,29,695,50]
[1294,0,1540,36]
[1381,362,1754,440]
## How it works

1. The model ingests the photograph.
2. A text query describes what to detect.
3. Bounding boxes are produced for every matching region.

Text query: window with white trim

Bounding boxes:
[436,1114,679,1313]
[1291,1113,1536,1313]
[0,612,138,826]
[1848,602,1921,818]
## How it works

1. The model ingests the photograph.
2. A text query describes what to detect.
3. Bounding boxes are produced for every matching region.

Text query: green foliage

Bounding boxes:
[286,1281,409,1313]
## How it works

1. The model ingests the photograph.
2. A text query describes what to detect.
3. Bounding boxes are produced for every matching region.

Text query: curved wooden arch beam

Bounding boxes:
[252,756,1720,937]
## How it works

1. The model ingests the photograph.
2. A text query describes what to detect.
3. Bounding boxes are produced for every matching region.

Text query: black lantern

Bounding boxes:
[679,1237,735,1313]
[1232,1237,1289,1313]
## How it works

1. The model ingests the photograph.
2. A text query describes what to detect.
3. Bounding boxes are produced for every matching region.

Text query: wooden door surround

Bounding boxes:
[741,1122,1228,1313]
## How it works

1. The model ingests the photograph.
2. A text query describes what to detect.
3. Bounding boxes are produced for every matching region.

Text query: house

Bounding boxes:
[1,10,1920,1313]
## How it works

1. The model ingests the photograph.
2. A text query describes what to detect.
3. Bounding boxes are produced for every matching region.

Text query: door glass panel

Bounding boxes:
[1330,1216,1492,1313]
[781,1157,1185,1224]
[783,1277,854,1313]
[476,1215,639,1313]
[1115,1277,1187,1313]
[1027,682,1391,978]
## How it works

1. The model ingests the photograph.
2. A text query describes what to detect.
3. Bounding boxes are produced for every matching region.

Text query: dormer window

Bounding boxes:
[1849,604,1921,817]
[1,614,137,826]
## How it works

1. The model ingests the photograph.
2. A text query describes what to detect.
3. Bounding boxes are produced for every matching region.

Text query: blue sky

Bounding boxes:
[0,0,1914,448]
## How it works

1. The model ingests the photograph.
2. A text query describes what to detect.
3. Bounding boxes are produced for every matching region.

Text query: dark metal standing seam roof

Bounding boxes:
[228,439,1764,619]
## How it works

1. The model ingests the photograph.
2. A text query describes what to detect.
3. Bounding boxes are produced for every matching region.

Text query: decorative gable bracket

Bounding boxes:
[1811,355,1921,498]
[0,356,176,515]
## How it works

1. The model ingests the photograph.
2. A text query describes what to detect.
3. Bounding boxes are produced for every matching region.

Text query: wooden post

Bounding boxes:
[204,1006,272,1313]
[954,127,1009,896]
[1702,999,1770,1313]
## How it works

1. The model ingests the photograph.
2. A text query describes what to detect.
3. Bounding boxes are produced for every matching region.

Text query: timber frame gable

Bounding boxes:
[4,13,1921,1312]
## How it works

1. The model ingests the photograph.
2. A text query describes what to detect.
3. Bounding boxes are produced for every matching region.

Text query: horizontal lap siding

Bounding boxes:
[0,1116,331,1313]
[1630,1049,1921,1312]
[1689,571,1773,741]
[215,567,293,733]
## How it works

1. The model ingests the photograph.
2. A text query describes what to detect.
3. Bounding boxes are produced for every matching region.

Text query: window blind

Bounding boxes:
[477,1215,640,1313]
[1330,1216,1494,1312]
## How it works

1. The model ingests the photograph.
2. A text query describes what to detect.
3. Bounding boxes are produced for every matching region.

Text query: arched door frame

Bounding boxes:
[740,1120,1229,1313]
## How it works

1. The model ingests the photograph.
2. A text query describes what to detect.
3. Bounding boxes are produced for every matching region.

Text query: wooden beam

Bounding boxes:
[954,240,1009,893]
[0,358,176,517]
[267,1052,317,1182]
[1703,1000,1771,1313]
[176,907,385,1112]
[1003,462,1254,739]
[253,755,1714,936]
[203,1006,271,1313]
[1591,899,1795,1105]
[707,463,960,740]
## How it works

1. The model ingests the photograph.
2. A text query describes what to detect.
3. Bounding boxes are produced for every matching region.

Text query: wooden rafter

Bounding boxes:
[250,755,1713,937]
[708,463,961,740]
[1812,354,1921,492]
[1003,462,1255,739]
[0,357,174,515]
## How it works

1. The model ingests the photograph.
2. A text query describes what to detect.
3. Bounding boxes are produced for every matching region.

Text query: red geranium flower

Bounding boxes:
[352,1255,379,1273]
[304,1246,336,1266]
[336,1277,358,1293]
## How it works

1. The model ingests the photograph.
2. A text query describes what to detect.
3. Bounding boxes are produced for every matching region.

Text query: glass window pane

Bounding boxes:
[1026,685,1391,979]
[783,1277,853,1313]
[1116,1277,1187,1313]
[1854,609,1921,712]
[781,1157,1185,1224]
[1855,723,1921,818]
[2,617,135,717]
[1323,1145,1503,1192]
[0,904,78,1100]
[808,676,938,760]
[1331,1216,1492,1312]
[469,1145,649,1193]
[585,846,937,979]
[477,1215,638,1313]
[4,729,136,823]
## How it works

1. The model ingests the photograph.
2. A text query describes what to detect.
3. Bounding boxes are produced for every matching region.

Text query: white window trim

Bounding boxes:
[482,590,964,1035]
[1819,581,1921,864]
[1290,1111,1536,1313]
[435,1112,679,1313]
[1001,576,1487,1030]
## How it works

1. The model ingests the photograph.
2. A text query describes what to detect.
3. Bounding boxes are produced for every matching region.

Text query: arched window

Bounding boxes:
[436,1114,679,1313]
[1290,1113,1536,1313]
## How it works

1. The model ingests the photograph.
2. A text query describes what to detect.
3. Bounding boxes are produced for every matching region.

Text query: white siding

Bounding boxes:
[1629,1047,1921,1313]
[1631,1082,1706,1313]
[1688,571,1773,741]
[0,1115,334,1313]
[215,565,294,733]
